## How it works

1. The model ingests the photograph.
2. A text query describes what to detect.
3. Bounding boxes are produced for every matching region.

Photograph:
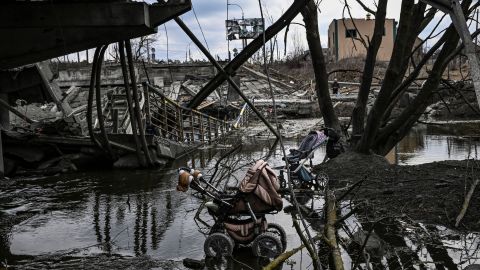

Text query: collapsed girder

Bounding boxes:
[0,0,191,69]
[186,0,309,110]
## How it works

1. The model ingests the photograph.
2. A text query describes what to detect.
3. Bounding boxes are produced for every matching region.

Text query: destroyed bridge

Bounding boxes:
[0,0,478,177]
[0,0,313,176]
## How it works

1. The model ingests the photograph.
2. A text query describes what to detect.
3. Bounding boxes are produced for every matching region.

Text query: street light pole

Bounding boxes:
[228,3,244,19]
[227,3,246,49]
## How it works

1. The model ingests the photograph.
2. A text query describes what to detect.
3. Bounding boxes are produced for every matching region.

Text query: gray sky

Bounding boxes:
[72,1,460,62]
[155,0,405,61]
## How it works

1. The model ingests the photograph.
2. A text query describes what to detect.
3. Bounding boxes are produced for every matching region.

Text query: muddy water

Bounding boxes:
[0,128,479,269]
[387,126,480,165]
[0,141,317,269]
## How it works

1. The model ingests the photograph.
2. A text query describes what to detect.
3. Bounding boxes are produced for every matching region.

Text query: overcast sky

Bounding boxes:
[154,0,405,61]
[73,0,462,62]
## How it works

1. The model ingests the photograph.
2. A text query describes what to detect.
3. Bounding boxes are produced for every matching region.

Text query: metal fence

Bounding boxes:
[143,83,231,144]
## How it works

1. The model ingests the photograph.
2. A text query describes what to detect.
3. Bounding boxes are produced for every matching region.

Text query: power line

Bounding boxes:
[192,5,211,52]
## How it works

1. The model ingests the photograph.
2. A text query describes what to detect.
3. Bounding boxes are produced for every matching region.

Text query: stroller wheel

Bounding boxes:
[267,223,287,252]
[251,232,283,258]
[204,233,234,258]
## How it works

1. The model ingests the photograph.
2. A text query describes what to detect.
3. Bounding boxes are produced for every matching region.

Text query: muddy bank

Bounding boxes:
[8,254,180,270]
[317,153,480,231]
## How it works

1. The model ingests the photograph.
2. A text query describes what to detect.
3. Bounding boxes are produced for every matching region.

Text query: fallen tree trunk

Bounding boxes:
[455,178,479,227]
[263,243,307,270]
[325,190,344,270]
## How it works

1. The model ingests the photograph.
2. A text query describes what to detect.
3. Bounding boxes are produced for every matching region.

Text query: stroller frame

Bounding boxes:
[279,131,328,190]
[177,164,287,258]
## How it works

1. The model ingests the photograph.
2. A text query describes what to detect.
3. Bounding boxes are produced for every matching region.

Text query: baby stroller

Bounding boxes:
[177,160,287,258]
[279,129,332,189]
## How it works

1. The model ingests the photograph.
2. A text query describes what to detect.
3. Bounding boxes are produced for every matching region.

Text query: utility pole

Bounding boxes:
[242,13,246,50]
[146,37,150,63]
[227,0,230,61]
[185,42,192,62]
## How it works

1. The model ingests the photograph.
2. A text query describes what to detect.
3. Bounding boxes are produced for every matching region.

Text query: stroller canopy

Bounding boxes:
[289,131,327,160]
[234,160,283,213]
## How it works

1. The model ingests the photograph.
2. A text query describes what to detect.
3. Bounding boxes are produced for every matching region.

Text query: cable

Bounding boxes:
[257,1,322,269]
[192,5,211,52]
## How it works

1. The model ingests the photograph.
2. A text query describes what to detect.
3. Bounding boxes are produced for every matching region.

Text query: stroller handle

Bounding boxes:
[176,167,223,195]
[176,170,233,209]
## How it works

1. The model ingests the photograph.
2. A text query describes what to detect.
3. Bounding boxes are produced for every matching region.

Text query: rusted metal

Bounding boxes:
[145,83,231,145]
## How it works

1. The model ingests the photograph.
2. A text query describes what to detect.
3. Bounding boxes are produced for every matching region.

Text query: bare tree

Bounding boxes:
[301,0,341,132]
[290,29,306,59]
[131,34,158,61]
[302,0,477,155]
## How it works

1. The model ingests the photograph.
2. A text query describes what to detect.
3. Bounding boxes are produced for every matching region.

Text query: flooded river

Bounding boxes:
[0,126,479,269]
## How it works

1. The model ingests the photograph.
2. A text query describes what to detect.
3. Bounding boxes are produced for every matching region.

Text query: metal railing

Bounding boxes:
[143,83,231,144]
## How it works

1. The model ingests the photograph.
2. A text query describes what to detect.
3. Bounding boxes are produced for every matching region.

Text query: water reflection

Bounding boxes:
[386,126,480,165]
[1,130,479,269]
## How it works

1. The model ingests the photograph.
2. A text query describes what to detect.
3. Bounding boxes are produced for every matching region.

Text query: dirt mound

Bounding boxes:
[315,151,390,182]
[316,154,480,231]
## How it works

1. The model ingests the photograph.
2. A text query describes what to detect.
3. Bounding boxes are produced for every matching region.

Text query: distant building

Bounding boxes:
[328,15,424,62]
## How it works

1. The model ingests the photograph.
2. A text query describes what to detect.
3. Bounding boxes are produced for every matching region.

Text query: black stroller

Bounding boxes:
[177,160,287,258]
[279,128,342,189]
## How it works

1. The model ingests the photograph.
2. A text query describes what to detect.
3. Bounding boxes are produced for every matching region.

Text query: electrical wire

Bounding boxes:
[192,5,211,52]
[256,1,322,269]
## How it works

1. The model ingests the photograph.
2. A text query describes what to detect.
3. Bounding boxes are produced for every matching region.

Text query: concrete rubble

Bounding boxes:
[1,61,324,177]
